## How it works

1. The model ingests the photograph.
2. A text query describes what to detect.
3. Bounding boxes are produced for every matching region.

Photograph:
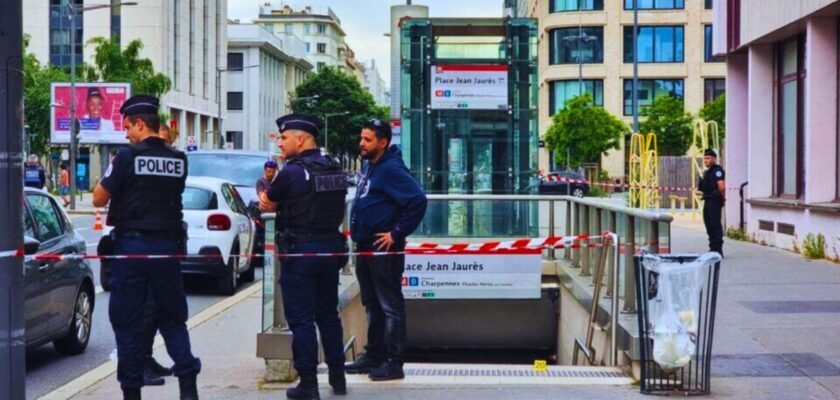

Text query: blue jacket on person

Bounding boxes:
[350,146,427,247]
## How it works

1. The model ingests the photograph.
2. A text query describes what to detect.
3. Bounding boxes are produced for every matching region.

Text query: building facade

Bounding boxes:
[225,23,312,152]
[518,0,726,178]
[24,0,227,179]
[365,59,390,107]
[713,0,840,259]
[254,3,347,72]
[400,18,539,237]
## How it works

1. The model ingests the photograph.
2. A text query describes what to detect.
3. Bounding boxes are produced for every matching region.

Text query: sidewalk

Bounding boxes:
[63,193,103,216]
[56,218,840,400]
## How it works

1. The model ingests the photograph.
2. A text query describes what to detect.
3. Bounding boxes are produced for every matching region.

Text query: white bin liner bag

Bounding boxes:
[641,253,721,370]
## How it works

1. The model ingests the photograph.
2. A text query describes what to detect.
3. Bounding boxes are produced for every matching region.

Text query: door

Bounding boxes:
[23,204,51,344]
[26,193,74,336]
[221,184,253,272]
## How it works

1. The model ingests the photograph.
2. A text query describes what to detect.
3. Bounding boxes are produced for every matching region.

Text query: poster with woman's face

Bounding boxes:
[51,83,131,144]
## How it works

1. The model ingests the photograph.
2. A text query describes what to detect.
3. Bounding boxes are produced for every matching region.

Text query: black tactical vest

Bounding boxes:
[700,165,723,199]
[278,156,347,235]
[23,166,42,187]
[110,138,187,232]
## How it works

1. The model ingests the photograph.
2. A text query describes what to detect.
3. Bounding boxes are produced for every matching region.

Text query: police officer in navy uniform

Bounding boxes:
[699,148,726,256]
[23,154,46,189]
[259,114,348,400]
[93,95,200,400]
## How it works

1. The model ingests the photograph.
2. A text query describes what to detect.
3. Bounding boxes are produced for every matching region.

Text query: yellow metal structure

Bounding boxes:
[627,132,659,209]
[690,121,720,213]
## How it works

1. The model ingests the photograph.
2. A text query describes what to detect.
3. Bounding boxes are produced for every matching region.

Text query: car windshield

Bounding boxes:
[187,154,266,186]
[183,187,215,210]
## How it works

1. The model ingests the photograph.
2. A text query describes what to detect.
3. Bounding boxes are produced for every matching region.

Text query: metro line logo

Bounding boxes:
[402,277,408,286]
[435,90,452,97]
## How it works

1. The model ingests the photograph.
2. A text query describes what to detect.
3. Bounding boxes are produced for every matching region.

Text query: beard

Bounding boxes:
[360,149,376,160]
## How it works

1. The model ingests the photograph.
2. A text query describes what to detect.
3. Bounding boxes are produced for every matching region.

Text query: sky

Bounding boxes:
[227,0,504,90]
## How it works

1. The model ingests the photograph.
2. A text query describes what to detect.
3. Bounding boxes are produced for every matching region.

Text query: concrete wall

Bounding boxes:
[739,0,837,46]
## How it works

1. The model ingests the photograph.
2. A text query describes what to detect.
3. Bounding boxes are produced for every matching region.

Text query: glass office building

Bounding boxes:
[399,18,538,236]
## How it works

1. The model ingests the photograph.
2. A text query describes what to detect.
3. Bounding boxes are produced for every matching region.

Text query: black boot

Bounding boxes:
[178,373,199,400]
[369,360,405,381]
[146,356,173,377]
[343,353,383,374]
[123,387,141,400]
[143,364,165,386]
[286,375,319,399]
[328,369,346,396]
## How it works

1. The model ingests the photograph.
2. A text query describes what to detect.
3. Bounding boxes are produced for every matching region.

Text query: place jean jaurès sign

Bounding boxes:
[430,65,509,111]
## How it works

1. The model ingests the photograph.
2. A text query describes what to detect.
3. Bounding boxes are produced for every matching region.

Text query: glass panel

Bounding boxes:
[26,195,63,242]
[550,27,603,64]
[675,27,684,62]
[782,40,799,76]
[638,27,654,62]
[183,187,215,210]
[549,80,604,114]
[551,0,603,12]
[655,27,674,62]
[781,81,798,194]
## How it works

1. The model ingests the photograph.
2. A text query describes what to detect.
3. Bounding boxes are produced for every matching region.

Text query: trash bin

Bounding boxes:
[634,252,722,395]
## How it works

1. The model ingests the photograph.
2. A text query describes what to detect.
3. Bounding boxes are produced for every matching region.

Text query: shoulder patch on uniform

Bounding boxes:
[715,171,722,178]
[134,156,185,177]
[104,163,113,178]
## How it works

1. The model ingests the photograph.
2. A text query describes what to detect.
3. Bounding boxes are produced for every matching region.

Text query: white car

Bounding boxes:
[181,176,256,295]
[99,176,256,295]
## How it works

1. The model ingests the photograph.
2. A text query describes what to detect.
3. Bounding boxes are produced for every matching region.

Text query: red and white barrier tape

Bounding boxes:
[0,249,23,258]
[537,172,743,192]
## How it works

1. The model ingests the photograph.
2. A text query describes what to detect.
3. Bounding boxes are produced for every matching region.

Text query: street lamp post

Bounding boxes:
[323,111,349,154]
[67,1,136,210]
[216,64,259,149]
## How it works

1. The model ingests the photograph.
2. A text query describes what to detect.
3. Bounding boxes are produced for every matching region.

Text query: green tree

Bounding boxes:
[699,93,726,139]
[639,94,693,156]
[292,66,387,167]
[544,94,630,168]
[86,37,171,97]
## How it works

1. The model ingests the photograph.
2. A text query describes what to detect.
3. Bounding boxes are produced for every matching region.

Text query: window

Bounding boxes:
[705,0,713,9]
[23,207,35,239]
[317,24,326,34]
[317,43,327,54]
[304,23,311,34]
[550,0,603,12]
[221,184,247,214]
[227,92,243,110]
[624,26,684,63]
[624,0,684,9]
[317,62,326,70]
[623,79,684,115]
[549,80,604,115]
[110,0,122,45]
[705,25,724,62]
[775,36,805,197]
[305,42,311,53]
[49,0,84,68]
[549,27,604,64]
[182,187,217,210]
[285,24,293,33]
[26,194,64,242]
[225,131,244,149]
[227,53,244,71]
[704,79,725,103]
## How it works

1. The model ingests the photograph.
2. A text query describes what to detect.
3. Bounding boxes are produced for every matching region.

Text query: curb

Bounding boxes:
[66,210,100,216]
[40,281,264,400]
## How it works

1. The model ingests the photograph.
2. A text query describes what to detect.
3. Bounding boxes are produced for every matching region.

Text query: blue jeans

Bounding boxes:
[354,244,406,364]
[279,238,347,377]
[109,236,201,389]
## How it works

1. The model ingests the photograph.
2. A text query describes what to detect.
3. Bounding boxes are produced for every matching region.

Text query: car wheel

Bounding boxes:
[100,260,111,291]
[216,242,238,296]
[54,285,93,355]
[573,188,585,198]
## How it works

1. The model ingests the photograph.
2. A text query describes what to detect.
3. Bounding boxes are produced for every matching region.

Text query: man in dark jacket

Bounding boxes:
[345,119,427,381]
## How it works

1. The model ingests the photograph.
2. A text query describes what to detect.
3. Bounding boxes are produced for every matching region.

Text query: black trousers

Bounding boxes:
[703,197,724,254]
[142,287,158,361]
[279,238,347,377]
[355,245,406,364]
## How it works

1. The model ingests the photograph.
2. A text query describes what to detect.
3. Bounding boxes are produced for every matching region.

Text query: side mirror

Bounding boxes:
[24,236,40,255]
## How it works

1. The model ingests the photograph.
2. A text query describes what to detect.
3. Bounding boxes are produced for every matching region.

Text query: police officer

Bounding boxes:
[23,154,46,189]
[699,148,726,256]
[92,95,200,400]
[259,114,348,399]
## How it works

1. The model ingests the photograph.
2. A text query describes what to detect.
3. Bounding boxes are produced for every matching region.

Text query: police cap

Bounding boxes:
[704,148,717,158]
[275,114,322,141]
[120,95,159,117]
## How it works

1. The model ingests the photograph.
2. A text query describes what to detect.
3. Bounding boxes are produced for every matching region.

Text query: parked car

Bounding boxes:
[23,188,95,354]
[538,171,590,197]
[186,150,277,268]
[100,177,257,295]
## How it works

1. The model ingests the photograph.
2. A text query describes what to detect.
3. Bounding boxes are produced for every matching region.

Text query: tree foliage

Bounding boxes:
[639,94,693,156]
[86,37,171,97]
[291,66,387,167]
[544,94,629,168]
[699,93,726,139]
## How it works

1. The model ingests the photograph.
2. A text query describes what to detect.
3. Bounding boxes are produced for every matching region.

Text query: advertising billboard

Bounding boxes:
[430,65,509,110]
[51,83,131,144]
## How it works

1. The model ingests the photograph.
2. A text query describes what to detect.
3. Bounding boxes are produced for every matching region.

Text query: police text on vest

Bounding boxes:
[135,156,185,177]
